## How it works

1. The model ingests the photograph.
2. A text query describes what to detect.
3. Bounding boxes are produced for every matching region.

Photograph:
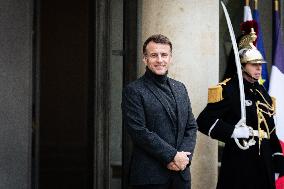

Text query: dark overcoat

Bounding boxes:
[121,73,197,185]
[197,76,284,189]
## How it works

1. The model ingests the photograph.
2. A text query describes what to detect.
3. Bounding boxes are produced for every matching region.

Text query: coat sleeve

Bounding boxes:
[270,130,284,175]
[178,85,197,162]
[121,85,177,165]
[267,105,284,175]
[196,86,236,143]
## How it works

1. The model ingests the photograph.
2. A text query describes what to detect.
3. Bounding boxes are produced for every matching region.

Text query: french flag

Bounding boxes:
[269,0,284,152]
[269,0,284,188]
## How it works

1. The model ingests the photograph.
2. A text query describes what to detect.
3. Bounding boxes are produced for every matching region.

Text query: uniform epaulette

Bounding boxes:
[208,78,231,103]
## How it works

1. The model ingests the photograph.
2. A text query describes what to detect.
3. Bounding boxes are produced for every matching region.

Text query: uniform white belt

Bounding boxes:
[251,130,268,139]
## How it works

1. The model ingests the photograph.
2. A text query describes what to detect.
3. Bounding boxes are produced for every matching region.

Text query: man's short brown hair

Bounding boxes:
[143,34,172,55]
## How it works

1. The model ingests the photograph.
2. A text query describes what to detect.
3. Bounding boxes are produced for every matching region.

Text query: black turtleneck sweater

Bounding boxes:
[144,67,178,135]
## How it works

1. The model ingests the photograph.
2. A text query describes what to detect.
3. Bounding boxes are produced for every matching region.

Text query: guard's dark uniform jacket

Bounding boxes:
[197,76,284,189]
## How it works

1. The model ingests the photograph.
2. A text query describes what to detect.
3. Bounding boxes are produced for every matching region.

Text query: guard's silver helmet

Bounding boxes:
[239,48,267,64]
[238,27,267,64]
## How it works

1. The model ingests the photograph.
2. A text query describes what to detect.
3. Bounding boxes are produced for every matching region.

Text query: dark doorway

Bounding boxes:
[38,0,93,188]
[34,0,137,188]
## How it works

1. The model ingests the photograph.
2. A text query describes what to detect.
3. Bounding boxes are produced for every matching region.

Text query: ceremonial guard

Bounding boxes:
[197,22,284,189]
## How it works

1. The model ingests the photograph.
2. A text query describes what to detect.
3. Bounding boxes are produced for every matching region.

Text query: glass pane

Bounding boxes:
[110,0,123,188]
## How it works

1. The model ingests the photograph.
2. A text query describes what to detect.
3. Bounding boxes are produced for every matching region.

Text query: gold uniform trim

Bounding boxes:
[208,78,231,103]
[271,96,276,112]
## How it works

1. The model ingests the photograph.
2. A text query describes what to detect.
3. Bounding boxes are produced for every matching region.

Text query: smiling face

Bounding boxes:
[244,63,262,80]
[143,41,172,75]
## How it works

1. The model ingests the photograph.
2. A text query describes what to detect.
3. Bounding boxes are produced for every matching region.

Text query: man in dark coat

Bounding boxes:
[197,27,284,189]
[121,34,197,189]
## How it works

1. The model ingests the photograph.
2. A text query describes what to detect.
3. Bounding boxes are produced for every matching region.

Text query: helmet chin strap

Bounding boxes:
[241,66,259,82]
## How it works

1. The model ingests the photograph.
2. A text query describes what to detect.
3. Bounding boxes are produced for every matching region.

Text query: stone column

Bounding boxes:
[138,1,219,188]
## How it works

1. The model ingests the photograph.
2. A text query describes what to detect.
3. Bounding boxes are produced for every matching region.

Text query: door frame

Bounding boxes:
[93,0,138,188]
[122,0,138,188]
[94,0,111,188]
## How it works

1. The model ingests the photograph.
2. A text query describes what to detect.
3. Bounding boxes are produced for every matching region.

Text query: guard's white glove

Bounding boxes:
[231,126,250,139]
[275,173,280,181]
[235,118,246,127]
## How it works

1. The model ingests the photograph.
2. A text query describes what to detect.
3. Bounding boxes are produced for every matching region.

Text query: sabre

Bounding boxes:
[221,1,255,150]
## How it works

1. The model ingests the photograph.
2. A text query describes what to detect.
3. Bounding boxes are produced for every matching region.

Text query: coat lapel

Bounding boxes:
[143,77,176,126]
[168,79,185,144]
